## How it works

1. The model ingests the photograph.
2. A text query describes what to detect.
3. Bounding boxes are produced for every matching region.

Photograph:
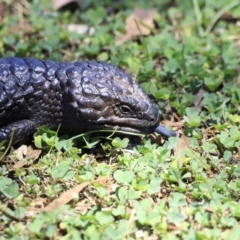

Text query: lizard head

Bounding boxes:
[63,61,176,137]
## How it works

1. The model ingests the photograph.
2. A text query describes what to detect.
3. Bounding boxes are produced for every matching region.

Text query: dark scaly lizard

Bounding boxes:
[0,57,176,143]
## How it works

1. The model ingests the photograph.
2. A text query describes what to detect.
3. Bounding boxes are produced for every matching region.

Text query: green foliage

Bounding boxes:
[0,0,240,239]
[0,176,19,199]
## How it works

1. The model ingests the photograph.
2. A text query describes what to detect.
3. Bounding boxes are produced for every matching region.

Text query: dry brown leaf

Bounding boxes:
[11,145,41,170]
[75,203,93,213]
[26,145,42,160]
[26,198,47,217]
[162,120,183,128]
[12,160,28,169]
[116,8,158,45]
[43,177,111,212]
[0,3,5,22]
[13,145,41,160]
[14,145,28,159]
[174,134,190,159]
[194,88,205,113]
[44,182,89,212]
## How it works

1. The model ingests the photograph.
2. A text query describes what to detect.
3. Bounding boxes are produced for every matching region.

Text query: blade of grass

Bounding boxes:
[69,129,145,142]
[192,0,204,37]
[205,0,240,35]
[0,129,14,162]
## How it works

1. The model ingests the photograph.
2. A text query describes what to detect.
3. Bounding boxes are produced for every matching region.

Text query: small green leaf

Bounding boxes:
[229,126,240,141]
[2,182,19,199]
[15,206,26,220]
[202,142,217,153]
[114,170,134,184]
[34,135,43,148]
[147,177,161,195]
[128,186,142,199]
[228,114,240,123]
[126,56,140,74]
[0,176,12,190]
[155,88,171,100]
[46,225,56,238]
[112,205,126,216]
[219,131,235,148]
[96,163,111,177]
[25,171,40,185]
[50,162,70,179]
[55,139,73,151]
[184,107,201,127]
[83,138,100,149]
[28,215,44,233]
[116,187,128,204]
[112,137,129,149]
[204,76,223,91]
[95,211,114,225]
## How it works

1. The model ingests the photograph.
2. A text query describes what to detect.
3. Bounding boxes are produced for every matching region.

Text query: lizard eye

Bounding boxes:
[119,105,132,114]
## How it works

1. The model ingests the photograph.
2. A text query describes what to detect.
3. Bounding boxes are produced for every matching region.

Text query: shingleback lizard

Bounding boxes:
[0,57,176,143]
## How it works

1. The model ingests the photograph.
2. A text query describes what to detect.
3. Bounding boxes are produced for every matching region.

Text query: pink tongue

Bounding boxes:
[155,125,177,137]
